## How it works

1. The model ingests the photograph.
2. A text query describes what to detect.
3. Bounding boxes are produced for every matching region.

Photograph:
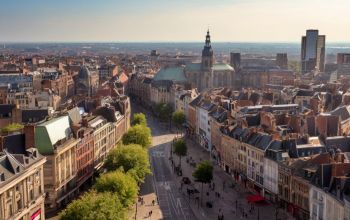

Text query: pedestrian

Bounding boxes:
[152,199,155,206]
[149,210,153,217]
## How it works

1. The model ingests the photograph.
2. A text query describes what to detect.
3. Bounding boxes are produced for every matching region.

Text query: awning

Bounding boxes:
[246,194,265,203]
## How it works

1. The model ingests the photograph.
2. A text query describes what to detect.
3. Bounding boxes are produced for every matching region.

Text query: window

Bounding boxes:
[17,199,22,210]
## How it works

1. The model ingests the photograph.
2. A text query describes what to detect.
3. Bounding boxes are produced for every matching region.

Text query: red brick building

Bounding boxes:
[74,126,94,188]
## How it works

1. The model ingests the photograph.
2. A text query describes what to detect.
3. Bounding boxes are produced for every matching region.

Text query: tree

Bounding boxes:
[59,191,126,220]
[1,123,24,133]
[94,170,139,207]
[155,103,173,121]
[173,138,187,167]
[105,144,151,183]
[132,113,147,126]
[172,110,185,135]
[122,124,151,148]
[192,160,213,206]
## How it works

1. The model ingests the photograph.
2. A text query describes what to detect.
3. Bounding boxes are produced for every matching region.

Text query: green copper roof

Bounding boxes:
[185,63,202,71]
[35,116,72,155]
[154,66,187,82]
[212,63,234,71]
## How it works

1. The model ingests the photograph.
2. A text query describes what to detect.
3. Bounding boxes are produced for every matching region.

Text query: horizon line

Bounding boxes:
[1,40,350,44]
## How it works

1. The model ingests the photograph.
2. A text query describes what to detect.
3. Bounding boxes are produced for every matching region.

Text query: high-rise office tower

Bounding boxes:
[301,30,326,74]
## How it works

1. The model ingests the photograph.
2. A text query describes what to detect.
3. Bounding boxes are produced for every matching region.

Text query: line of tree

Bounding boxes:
[193,160,213,206]
[173,138,187,168]
[172,110,185,136]
[60,113,152,220]
[154,103,173,122]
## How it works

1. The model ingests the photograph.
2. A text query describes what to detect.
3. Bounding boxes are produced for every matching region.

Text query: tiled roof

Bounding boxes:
[0,148,44,186]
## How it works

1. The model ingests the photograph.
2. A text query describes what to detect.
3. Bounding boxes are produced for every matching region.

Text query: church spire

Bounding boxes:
[205,29,211,47]
[202,29,214,70]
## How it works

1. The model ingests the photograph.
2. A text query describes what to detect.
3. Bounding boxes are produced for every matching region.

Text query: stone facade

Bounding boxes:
[0,149,46,220]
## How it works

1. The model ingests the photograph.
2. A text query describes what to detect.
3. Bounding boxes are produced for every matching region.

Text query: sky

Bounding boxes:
[0,0,350,42]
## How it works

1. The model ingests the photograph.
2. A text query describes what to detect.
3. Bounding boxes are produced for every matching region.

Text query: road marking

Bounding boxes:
[159,181,171,190]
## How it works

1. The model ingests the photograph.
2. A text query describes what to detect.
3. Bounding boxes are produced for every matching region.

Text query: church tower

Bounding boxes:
[201,30,214,70]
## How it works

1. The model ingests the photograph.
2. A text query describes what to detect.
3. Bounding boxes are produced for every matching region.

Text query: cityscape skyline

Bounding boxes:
[1,0,350,42]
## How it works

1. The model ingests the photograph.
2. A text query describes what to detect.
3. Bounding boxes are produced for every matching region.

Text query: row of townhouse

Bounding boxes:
[185,87,350,220]
[0,95,130,219]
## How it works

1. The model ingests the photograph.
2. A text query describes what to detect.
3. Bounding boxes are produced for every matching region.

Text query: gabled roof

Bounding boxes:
[189,94,203,107]
[0,148,43,186]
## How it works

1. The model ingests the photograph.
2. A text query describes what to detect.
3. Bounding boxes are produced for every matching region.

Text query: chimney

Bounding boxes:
[24,125,35,149]
[82,118,89,127]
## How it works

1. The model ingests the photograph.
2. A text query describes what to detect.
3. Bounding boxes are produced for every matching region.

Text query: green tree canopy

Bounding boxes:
[173,138,187,167]
[193,160,213,206]
[59,191,126,220]
[172,110,185,128]
[132,113,147,126]
[94,170,139,207]
[193,160,213,184]
[1,123,24,133]
[105,144,151,183]
[122,124,151,148]
[155,103,173,121]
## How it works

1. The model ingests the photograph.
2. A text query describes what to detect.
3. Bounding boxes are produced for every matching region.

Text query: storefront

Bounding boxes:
[263,189,277,203]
